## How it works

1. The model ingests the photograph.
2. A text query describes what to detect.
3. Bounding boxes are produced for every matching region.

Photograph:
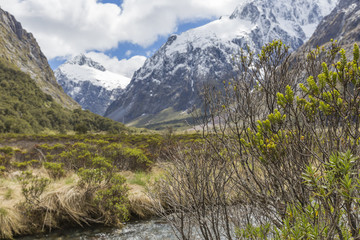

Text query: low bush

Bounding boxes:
[103,143,152,171]
[11,160,39,170]
[18,171,50,205]
[43,162,65,179]
[78,156,129,226]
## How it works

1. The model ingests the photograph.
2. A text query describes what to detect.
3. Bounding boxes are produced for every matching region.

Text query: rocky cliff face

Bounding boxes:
[0,8,78,109]
[298,0,360,53]
[55,55,130,116]
[105,0,339,124]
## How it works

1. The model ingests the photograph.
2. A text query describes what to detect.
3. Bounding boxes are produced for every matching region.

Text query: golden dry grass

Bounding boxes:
[0,175,28,238]
[0,171,95,238]
[40,184,96,229]
[0,206,26,239]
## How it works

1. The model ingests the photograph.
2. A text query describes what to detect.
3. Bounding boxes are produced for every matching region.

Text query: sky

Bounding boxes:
[0,0,241,71]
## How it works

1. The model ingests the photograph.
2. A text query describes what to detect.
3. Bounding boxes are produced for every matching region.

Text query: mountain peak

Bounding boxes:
[229,1,259,22]
[229,0,339,27]
[68,54,106,72]
[105,0,339,125]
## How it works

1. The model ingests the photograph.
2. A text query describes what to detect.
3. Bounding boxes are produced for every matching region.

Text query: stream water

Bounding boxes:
[17,219,177,240]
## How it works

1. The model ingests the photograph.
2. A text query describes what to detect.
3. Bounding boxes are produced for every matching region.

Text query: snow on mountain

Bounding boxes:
[105,0,339,124]
[299,0,360,53]
[55,54,134,116]
[57,62,130,91]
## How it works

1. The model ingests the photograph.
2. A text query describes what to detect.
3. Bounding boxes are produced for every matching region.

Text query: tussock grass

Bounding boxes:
[128,194,155,219]
[0,207,25,239]
[40,184,97,228]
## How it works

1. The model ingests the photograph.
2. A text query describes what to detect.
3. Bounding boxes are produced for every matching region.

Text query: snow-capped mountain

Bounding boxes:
[55,54,131,116]
[105,0,339,124]
[300,0,360,53]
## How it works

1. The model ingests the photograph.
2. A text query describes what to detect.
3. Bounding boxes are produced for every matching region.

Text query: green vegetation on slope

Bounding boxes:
[0,61,126,134]
[127,107,200,131]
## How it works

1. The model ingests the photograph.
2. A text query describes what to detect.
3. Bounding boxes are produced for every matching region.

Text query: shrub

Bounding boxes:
[150,42,360,239]
[94,173,129,225]
[103,143,152,171]
[18,171,50,205]
[74,122,89,134]
[43,162,65,179]
[0,147,14,156]
[237,151,360,239]
[0,166,5,175]
[0,147,14,168]
[11,160,39,170]
[77,156,129,226]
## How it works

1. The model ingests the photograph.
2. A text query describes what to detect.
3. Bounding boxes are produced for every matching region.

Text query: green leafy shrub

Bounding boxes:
[77,156,129,226]
[222,43,360,239]
[43,162,65,179]
[78,156,113,187]
[11,160,39,170]
[56,142,97,170]
[237,151,359,239]
[0,147,14,156]
[103,143,152,171]
[18,171,50,205]
[0,147,14,168]
[0,166,5,175]
[94,173,129,225]
[74,122,89,134]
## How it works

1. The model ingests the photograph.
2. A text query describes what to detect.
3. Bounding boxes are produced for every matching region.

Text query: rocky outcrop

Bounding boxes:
[0,8,78,109]
[298,0,360,53]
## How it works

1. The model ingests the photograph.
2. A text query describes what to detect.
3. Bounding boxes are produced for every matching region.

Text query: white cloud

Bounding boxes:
[0,0,241,59]
[125,50,132,57]
[86,52,146,78]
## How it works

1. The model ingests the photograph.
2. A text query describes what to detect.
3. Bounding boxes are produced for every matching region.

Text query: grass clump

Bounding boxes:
[128,171,151,187]
[4,188,13,200]
[0,207,24,239]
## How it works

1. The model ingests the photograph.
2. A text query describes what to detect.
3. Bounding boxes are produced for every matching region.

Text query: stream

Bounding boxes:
[17,219,177,240]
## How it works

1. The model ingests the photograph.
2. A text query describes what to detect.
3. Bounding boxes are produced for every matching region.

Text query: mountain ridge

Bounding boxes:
[0,7,78,109]
[105,0,339,125]
[299,0,360,52]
